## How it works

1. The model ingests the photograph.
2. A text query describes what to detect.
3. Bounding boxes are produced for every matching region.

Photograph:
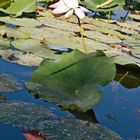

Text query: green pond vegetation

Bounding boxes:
[0,0,140,139]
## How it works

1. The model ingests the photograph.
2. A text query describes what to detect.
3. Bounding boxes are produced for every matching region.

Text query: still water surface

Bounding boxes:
[0,59,140,140]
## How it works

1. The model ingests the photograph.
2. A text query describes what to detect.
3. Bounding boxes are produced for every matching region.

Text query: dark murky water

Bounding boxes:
[0,58,140,140]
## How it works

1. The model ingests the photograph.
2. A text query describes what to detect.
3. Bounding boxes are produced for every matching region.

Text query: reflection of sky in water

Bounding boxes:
[94,82,140,139]
[0,59,71,117]
[0,59,70,140]
[0,59,140,139]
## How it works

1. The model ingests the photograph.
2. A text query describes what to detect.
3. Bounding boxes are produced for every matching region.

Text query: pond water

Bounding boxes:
[0,58,140,140]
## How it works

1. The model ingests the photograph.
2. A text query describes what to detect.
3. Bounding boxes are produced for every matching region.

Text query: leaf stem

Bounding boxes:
[77,17,87,53]
[108,7,111,23]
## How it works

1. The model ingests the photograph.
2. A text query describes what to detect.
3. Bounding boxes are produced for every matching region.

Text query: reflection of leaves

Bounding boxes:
[0,73,21,93]
[115,66,140,88]
[0,95,6,102]
[27,50,116,112]
[0,102,123,140]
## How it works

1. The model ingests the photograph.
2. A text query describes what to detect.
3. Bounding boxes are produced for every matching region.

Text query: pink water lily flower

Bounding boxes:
[49,0,91,19]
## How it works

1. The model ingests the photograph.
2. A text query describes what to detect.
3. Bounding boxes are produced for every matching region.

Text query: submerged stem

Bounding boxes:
[118,71,129,83]
[77,17,87,53]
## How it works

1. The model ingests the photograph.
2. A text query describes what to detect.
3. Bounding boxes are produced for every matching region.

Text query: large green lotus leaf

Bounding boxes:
[82,0,125,11]
[11,39,59,59]
[0,102,123,140]
[0,36,10,50]
[0,17,40,27]
[0,49,43,66]
[0,73,21,93]
[0,0,11,9]
[0,0,36,17]
[27,50,116,112]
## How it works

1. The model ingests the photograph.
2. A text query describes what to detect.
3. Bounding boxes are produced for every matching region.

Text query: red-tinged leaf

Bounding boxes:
[22,130,46,140]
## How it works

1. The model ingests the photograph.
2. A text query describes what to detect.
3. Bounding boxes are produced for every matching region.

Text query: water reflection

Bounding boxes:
[0,58,140,139]
[94,81,140,139]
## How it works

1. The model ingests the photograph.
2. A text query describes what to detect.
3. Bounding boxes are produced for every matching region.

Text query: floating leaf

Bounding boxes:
[82,0,125,11]
[27,50,116,112]
[0,49,43,66]
[0,102,123,140]
[0,25,29,39]
[104,49,140,67]
[85,31,121,44]
[123,38,140,59]
[128,14,140,21]
[11,39,59,59]
[0,0,36,17]
[0,17,40,27]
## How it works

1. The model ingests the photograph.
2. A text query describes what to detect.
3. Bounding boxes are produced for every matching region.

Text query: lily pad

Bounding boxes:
[0,49,43,66]
[128,14,140,21]
[85,31,121,44]
[27,50,116,112]
[0,0,36,17]
[11,39,59,59]
[104,49,140,67]
[0,73,21,93]
[82,0,125,11]
[0,102,124,140]
[123,38,140,59]
[0,17,40,27]
[0,9,139,68]
[0,25,30,39]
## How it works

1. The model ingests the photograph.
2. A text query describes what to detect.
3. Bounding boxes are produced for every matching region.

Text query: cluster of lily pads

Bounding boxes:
[0,0,139,111]
[0,0,139,139]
